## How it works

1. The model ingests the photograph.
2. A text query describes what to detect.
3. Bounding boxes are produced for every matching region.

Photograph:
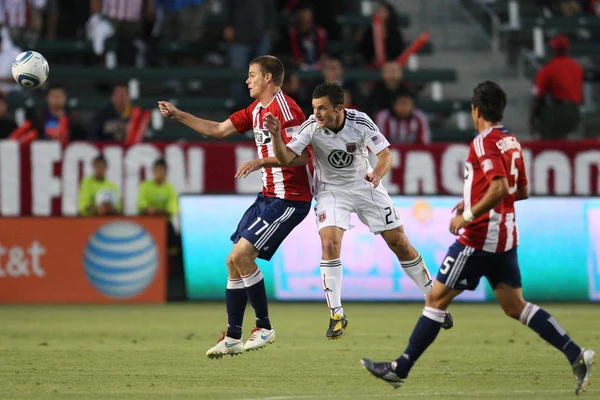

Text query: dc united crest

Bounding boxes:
[318,211,327,222]
[345,142,357,153]
[328,150,354,169]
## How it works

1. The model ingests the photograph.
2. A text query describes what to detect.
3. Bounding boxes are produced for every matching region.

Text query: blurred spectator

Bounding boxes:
[321,56,362,109]
[375,91,431,144]
[223,0,275,100]
[88,82,130,141]
[278,4,327,69]
[0,0,47,42]
[530,34,583,140]
[0,94,17,138]
[158,0,208,42]
[282,71,311,115]
[277,0,358,40]
[90,0,154,66]
[88,82,150,142]
[582,0,600,14]
[79,154,121,216]
[49,0,90,39]
[359,2,406,67]
[365,61,411,116]
[0,29,23,95]
[138,158,178,219]
[34,84,86,143]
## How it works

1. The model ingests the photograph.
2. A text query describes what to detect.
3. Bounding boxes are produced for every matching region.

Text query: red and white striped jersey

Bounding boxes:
[374,109,431,144]
[102,0,143,21]
[0,0,42,28]
[459,125,527,253]
[230,90,313,202]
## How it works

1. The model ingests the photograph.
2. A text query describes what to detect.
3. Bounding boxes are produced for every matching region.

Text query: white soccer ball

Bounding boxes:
[12,51,49,88]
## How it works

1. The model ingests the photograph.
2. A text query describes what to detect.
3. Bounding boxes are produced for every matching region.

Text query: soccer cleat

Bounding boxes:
[441,311,454,330]
[572,348,596,395]
[206,333,243,359]
[326,314,348,339]
[244,327,276,352]
[360,358,405,389]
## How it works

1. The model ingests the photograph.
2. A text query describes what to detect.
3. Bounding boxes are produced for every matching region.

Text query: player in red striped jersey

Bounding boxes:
[361,81,595,394]
[159,56,313,359]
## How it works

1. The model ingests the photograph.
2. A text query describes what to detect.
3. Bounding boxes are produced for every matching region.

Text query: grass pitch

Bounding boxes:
[1,303,599,400]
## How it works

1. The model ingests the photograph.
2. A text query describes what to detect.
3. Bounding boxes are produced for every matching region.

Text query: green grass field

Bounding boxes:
[1,303,598,400]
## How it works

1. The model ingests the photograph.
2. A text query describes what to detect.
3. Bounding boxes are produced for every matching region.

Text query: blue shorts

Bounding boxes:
[436,241,522,291]
[231,193,311,261]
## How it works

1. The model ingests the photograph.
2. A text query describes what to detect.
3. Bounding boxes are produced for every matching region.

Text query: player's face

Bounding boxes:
[47,88,67,111]
[246,64,268,99]
[312,96,342,129]
[393,96,414,119]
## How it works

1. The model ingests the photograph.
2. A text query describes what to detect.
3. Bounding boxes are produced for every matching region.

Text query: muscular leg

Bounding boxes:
[319,226,344,316]
[494,283,582,364]
[381,226,432,296]
[229,238,271,330]
[393,282,462,378]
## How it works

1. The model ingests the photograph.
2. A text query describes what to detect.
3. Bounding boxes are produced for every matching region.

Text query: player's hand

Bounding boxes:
[449,215,468,235]
[364,172,381,188]
[235,159,262,179]
[158,101,180,119]
[452,200,465,215]
[263,112,281,137]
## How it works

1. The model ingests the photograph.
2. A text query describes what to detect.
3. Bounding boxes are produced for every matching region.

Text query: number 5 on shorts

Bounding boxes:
[439,256,455,275]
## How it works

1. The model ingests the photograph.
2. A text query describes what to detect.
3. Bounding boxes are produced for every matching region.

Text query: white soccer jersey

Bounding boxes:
[287,109,390,192]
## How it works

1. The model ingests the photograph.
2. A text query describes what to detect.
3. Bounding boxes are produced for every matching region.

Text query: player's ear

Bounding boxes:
[265,72,272,83]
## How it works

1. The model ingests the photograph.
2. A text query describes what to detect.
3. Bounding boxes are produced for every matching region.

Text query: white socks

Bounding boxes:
[401,254,433,296]
[320,259,344,316]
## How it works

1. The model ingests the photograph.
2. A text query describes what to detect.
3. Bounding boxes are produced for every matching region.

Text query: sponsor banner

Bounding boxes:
[0,217,166,303]
[180,195,600,302]
[0,140,599,216]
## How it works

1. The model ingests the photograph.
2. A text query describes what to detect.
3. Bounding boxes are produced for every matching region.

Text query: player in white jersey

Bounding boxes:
[266,82,453,338]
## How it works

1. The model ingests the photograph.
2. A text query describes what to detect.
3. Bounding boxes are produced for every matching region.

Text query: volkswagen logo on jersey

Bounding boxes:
[253,129,271,144]
[345,142,357,153]
[328,150,354,169]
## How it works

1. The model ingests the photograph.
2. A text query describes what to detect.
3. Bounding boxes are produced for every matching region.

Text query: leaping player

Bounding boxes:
[360,81,595,395]
[266,82,453,339]
[159,56,312,358]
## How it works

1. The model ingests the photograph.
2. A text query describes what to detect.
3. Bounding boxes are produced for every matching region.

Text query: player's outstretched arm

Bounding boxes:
[234,151,310,179]
[450,177,509,235]
[157,101,238,139]
[263,112,304,165]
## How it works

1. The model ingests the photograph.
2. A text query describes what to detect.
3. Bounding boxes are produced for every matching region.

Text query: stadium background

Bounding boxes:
[0,0,599,304]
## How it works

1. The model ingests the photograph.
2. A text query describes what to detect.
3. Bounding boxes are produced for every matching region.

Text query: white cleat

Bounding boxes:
[573,348,596,395]
[244,327,276,352]
[206,333,243,359]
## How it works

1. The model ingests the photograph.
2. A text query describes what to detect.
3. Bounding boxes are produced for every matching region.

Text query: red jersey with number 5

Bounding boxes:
[459,125,527,253]
[229,90,313,202]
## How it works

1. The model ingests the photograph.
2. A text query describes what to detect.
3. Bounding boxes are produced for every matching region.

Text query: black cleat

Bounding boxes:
[441,311,454,330]
[326,314,348,339]
[360,358,405,389]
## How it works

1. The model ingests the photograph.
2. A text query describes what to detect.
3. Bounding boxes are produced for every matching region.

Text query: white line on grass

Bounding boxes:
[238,388,584,400]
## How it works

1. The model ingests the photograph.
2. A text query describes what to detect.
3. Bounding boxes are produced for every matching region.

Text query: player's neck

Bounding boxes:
[329,109,346,132]
[477,120,502,133]
[258,86,281,107]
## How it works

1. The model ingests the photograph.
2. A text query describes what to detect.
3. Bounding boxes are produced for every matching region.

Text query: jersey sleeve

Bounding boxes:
[532,66,548,97]
[229,102,255,133]
[166,184,179,216]
[78,178,93,216]
[137,182,149,213]
[363,114,390,154]
[281,102,306,145]
[516,150,528,187]
[286,115,315,156]
[475,135,508,182]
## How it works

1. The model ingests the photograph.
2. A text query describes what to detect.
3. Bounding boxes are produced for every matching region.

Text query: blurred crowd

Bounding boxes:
[0,0,438,145]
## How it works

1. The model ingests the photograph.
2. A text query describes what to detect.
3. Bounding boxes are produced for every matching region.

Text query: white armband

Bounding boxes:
[463,208,474,222]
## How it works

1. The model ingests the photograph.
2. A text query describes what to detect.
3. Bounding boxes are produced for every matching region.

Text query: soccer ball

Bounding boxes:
[12,51,49,88]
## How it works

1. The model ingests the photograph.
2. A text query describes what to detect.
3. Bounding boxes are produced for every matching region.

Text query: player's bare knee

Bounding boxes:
[500,300,526,319]
[321,237,341,259]
[226,255,237,273]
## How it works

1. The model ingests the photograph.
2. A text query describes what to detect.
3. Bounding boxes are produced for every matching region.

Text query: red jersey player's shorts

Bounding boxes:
[435,241,522,291]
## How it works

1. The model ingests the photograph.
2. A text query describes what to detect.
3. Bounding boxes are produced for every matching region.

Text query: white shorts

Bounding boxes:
[314,181,403,233]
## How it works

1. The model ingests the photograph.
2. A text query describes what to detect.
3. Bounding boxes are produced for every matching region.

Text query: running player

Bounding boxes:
[360,81,595,395]
[265,82,453,339]
[159,56,312,358]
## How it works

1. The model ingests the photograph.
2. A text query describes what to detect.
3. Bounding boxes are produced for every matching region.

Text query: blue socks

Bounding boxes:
[225,278,247,339]
[242,269,272,330]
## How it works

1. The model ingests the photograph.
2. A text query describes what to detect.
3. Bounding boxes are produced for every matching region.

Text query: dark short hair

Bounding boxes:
[93,155,107,165]
[153,158,167,169]
[47,84,66,94]
[112,81,128,92]
[471,80,507,122]
[312,82,344,107]
[393,89,416,102]
[250,56,285,87]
